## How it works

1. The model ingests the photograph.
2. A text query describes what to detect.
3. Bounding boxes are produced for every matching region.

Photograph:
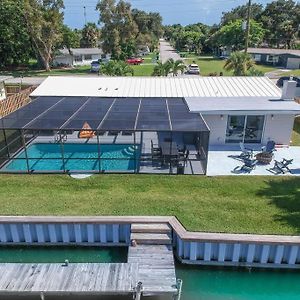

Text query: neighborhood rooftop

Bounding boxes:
[58,48,103,56]
[31,76,282,98]
[247,48,300,57]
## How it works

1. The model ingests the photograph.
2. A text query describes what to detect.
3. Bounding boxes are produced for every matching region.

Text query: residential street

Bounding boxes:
[159,39,182,63]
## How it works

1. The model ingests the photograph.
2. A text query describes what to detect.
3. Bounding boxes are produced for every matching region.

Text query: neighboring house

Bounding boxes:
[31,76,300,147]
[137,45,150,56]
[247,48,300,69]
[52,48,111,67]
[0,76,13,101]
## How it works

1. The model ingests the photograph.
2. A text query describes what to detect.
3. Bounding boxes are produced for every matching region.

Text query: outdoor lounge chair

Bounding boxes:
[262,141,276,154]
[240,158,257,172]
[269,158,293,174]
[239,142,254,160]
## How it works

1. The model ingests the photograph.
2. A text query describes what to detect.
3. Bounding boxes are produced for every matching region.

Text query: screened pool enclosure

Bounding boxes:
[0,96,210,175]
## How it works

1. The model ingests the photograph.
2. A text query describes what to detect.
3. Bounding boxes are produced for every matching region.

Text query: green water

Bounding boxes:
[177,264,300,300]
[0,246,127,263]
[1,246,300,300]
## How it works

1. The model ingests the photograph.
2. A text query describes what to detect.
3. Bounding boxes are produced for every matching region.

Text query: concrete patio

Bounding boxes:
[207,145,300,176]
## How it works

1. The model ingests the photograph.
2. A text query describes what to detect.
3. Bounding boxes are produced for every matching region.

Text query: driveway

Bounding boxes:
[159,39,182,63]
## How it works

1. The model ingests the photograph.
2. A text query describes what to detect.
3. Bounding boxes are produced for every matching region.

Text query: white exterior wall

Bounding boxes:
[0,82,6,101]
[52,55,73,67]
[202,114,227,145]
[74,54,102,66]
[262,114,295,145]
[203,113,295,146]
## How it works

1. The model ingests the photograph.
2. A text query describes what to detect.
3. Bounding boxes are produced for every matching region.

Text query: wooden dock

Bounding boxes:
[0,222,178,298]
[128,223,178,296]
[0,263,138,295]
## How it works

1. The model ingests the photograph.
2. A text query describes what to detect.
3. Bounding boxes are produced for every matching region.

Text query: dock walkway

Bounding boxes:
[128,223,178,296]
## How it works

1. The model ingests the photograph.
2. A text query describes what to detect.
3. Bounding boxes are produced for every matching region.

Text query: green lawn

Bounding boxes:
[132,64,155,76]
[291,117,300,146]
[185,56,278,76]
[1,175,300,235]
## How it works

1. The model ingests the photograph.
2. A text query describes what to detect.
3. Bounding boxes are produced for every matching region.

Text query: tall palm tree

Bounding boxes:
[167,59,186,76]
[224,52,254,76]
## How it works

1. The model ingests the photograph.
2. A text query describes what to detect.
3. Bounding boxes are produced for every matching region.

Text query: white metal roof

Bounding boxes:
[185,97,300,114]
[248,48,300,57]
[58,48,103,56]
[31,76,282,98]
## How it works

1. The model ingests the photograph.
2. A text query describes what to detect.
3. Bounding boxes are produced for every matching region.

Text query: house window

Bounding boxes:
[74,55,83,62]
[84,54,92,60]
[226,115,265,144]
[253,54,261,62]
[266,55,279,63]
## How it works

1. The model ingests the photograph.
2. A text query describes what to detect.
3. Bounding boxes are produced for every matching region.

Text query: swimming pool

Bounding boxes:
[3,143,140,172]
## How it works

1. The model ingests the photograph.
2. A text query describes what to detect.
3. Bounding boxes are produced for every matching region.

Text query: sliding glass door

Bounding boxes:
[226,115,265,144]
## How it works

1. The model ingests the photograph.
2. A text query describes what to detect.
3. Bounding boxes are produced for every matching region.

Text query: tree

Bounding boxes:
[166,59,186,76]
[152,61,171,77]
[100,60,134,76]
[224,52,254,76]
[210,19,265,51]
[221,3,263,25]
[60,25,81,50]
[260,0,300,48]
[80,23,100,48]
[23,0,64,71]
[0,0,33,68]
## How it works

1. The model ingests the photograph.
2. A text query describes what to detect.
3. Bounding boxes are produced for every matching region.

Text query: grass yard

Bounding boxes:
[186,56,278,76]
[132,64,155,76]
[291,117,300,146]
[0,175,300,236]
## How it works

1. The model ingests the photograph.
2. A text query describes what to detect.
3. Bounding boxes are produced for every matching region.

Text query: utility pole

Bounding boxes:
[84,6,87,25]
[244,0,252,53]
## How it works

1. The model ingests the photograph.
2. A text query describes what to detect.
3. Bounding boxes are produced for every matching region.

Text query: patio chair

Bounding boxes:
[151,140,161,153]
[269,158,293,174]
[240,158,258,173]
[262,141,276,154]
[239,142,254,160]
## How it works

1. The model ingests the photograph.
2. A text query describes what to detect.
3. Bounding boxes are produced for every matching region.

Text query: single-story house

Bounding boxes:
[30,76,300,147]
[0,76,298,175]
[52,48,111,67]
[247,48,300,69]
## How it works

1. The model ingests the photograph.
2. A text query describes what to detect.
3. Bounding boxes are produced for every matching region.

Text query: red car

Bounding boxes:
[126,57,144,65]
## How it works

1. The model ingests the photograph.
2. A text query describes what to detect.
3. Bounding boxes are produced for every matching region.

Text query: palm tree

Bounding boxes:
[167,59,186,76]
[100,61,134,76]
[152,61,171,77]
[224,52,254,76]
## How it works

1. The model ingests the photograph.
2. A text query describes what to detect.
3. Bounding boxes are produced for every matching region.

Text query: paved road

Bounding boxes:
[159,39,182,63]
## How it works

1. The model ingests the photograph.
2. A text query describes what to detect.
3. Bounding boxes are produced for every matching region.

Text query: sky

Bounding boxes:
[64,0,276,29]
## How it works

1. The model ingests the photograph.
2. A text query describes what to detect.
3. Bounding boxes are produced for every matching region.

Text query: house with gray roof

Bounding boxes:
[52,48,111,67]
[248,48,300,69]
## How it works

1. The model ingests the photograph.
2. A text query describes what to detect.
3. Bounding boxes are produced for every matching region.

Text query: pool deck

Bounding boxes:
[207,145,300,176]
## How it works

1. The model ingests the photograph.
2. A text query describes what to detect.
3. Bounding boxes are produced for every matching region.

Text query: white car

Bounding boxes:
[187,64,200,75]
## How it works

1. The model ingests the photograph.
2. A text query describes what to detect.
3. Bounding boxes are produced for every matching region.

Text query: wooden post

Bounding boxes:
[134,281,143,300]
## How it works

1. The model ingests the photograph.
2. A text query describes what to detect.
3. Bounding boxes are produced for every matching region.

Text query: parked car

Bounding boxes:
[276,76,300,88]
[126,57,144,65]
[187,64,200,75]
[90,61,101,72]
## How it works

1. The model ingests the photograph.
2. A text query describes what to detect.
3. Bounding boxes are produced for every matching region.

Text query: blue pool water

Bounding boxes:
[4,143,139,172]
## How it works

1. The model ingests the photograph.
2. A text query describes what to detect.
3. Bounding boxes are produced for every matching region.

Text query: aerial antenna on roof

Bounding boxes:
[83,6,87,25]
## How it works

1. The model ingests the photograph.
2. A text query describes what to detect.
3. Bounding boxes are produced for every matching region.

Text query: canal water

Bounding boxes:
[1,246,300,300]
